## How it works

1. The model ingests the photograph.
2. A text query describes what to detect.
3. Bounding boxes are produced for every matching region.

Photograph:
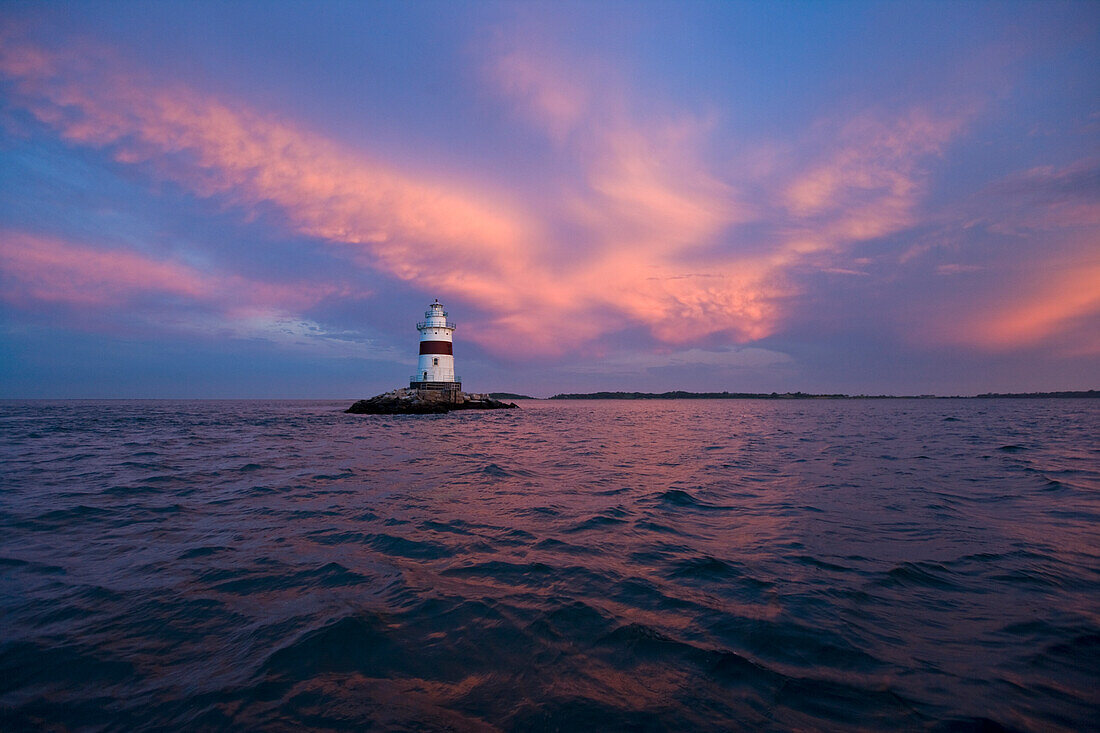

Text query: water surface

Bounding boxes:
[1,399,1097,730]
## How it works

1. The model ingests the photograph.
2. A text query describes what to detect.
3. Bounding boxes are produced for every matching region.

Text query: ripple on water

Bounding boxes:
[0,398,1097,730]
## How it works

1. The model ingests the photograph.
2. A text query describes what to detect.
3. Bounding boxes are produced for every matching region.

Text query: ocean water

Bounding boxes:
[1,398,1097,731]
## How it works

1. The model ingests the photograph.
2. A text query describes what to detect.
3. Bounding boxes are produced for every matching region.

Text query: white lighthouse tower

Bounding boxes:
[410,299,460,395]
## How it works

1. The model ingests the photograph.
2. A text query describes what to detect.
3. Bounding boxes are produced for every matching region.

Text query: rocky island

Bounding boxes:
[347,299,519,414]
[346,387,518,414]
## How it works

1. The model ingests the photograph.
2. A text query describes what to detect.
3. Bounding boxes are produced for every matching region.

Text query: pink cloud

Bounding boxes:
[0,231,345,322]
[493,51,589,142]
[481,42,793,350]
[485,47,975,352]
[783,110,967,244]
[0,232,210,306]
[0,37,531,265]
[1,31,983,358]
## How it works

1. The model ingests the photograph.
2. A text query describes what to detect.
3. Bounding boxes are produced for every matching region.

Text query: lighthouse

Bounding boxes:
[410,299,461,395]
[345,298,517,413]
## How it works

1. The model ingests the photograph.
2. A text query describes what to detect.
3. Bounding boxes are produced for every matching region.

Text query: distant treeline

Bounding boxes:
[970,390,1098,399]
[547,390,1099,400]
[488,392,535,400]
[550,391,852,400]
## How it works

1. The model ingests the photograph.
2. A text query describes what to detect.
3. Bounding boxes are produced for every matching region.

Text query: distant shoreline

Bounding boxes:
[2,391,1094,401]
[534,390,1100,400]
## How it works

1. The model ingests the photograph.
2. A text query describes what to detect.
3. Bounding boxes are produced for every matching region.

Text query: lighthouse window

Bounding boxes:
[433,358,439,365]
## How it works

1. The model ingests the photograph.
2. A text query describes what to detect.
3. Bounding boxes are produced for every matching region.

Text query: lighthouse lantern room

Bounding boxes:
[410,299,461,394]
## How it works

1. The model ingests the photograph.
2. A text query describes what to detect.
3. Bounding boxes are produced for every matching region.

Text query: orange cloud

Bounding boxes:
[904,159,1100,353]
[960,260,1100,353]
[929,224,1100,354]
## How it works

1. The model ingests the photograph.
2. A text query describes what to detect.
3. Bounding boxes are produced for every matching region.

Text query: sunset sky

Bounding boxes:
[1,1,1097,397]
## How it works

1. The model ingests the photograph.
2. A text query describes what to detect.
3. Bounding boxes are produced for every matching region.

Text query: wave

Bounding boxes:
[1,398,1096,730]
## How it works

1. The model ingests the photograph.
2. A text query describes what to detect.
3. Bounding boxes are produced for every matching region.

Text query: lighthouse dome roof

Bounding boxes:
[422,299,451,322]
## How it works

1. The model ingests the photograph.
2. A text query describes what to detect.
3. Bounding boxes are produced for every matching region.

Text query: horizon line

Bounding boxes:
[2,389,1097,401]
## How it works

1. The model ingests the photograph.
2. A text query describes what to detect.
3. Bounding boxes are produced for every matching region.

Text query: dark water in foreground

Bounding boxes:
[1,399,1098,731]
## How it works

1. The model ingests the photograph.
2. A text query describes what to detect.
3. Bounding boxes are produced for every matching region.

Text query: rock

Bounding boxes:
[345,388,518,415]
[345,398,449,414]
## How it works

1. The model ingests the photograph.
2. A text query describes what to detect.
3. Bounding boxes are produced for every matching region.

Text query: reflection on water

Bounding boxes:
[1,398,1097,730]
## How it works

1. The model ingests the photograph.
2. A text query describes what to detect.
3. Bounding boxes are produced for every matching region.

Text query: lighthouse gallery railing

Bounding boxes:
[417,321,457,330]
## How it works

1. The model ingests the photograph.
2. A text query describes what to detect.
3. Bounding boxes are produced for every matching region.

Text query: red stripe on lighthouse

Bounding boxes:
[419,341,453,355]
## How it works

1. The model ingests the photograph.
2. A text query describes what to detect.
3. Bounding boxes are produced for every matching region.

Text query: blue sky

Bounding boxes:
[1,1,1097,396]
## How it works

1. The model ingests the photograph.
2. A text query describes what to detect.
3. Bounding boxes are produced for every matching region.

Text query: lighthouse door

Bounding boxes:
[423,371,428,381]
